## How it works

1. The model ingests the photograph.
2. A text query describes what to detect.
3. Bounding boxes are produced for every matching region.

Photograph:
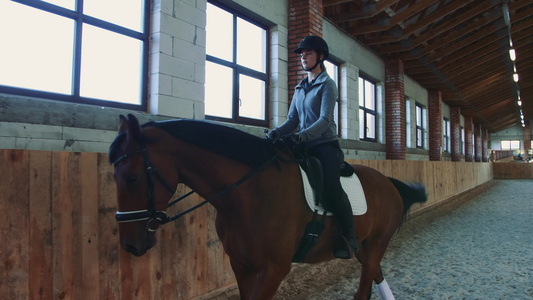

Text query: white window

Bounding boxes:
[324,60,340,136]
[501,140,520,150]
[0,0,149,109]
[406,99,411,148]
[443,118,450,152]
[359,76,376,142]
[205,2,268,126]
[461,127,465,155]
[415,103,426,149]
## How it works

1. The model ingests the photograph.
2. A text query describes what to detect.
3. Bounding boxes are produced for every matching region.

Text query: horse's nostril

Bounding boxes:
[124,243,138,254]
[123,241,147,257]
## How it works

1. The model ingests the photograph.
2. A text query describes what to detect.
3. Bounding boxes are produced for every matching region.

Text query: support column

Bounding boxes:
[464,116,474,162]
[474,123,482,162]
[450,107,461,162]
[385,59,406,160]
[288,0,324,102]
[428,90,442,161]
[524,123,531,153]
[482,128,489,162]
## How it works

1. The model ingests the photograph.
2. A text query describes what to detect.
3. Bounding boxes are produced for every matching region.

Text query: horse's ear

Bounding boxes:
[126,114,142,142]
[118,115,129,134]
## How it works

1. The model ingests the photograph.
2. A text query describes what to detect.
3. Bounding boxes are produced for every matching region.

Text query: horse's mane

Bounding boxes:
[145,119,275,168]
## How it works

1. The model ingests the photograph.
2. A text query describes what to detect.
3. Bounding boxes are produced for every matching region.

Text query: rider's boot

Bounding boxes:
[338,192,359,252]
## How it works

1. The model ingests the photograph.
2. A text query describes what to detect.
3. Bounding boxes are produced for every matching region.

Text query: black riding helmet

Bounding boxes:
[294,35,329,71]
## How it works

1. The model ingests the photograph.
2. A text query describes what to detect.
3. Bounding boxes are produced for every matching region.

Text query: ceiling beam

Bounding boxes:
[348,0,439,34]
[368,0,476,46]
[326,0,399,23]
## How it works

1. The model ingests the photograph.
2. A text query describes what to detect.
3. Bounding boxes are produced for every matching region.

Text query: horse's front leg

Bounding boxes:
[230,258,290,300]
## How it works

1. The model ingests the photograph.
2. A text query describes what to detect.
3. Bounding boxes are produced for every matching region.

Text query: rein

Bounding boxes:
[113,145,281,232]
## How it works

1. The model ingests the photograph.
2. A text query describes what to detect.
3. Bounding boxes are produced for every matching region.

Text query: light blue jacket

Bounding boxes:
[277,71,338,147]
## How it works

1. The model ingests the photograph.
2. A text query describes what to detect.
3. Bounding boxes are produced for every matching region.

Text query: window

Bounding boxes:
[359,76,376,142]
[443,118,450,152]
[0,0,149,110]
[415,103,426,149]
[501,140,521,150]
[461,127,465,155]
[205,2,268,126]
[324,60,340,136]
[406,99,411,148]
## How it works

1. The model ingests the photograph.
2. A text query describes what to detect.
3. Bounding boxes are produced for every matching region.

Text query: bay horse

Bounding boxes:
[109,114,427,300]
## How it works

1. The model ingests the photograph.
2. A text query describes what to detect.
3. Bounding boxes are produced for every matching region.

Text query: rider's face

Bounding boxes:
[300,49,319,69]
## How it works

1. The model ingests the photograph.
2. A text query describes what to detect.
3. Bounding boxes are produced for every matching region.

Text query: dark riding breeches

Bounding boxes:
[308,141,353,225]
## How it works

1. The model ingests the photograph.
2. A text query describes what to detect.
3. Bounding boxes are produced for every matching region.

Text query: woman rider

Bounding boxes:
[267,35,359,253]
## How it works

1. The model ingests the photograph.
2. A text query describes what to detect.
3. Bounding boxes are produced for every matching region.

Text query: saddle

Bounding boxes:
[299,154,355,208]
[292,153,355,262]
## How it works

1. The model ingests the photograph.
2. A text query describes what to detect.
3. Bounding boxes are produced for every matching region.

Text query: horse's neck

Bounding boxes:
[173,141,254,210]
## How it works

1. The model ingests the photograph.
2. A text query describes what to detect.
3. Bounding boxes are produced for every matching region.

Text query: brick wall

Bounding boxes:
[288,0,323,102]
[450,106,461,161]
[149,0,206,118]
[464,116,474,162]
[428,90,442,161]
[385,59,406,160]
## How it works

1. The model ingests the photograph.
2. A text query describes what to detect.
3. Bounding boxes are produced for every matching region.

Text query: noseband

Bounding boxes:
[112,144,281,232]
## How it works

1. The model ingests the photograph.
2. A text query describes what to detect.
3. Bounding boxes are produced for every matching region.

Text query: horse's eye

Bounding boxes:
[126,174,138,184]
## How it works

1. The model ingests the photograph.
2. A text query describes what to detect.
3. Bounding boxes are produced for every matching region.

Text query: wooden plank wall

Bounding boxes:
[349,160,493,213]
[1,150,493,300]
[0,150,235,300]
[493,162,533,179]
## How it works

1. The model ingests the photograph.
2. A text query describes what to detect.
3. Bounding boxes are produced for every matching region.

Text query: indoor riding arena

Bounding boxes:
[1,1,532,299]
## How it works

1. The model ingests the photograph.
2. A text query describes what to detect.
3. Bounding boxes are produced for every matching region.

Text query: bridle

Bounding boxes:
[112,144,281,232]
[112,147,179,232]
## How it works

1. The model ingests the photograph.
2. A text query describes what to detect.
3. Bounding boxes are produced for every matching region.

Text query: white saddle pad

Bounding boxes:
[300,166,367,216]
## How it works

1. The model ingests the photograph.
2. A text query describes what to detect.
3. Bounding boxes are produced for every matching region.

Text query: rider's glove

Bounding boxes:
[266,129,280,140]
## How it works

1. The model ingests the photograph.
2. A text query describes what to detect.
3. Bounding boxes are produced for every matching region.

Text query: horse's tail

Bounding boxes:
[388,177,427,218]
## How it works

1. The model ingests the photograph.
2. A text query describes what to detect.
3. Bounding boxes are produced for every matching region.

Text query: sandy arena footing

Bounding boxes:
[204,179,533,300]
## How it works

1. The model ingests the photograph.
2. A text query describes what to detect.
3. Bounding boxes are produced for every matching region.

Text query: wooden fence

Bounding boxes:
[493,162,533,179]
[348,159,493,213]
[1,149,493,299]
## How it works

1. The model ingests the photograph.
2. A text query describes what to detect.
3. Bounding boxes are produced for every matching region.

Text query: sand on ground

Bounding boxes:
[203,179,533,300]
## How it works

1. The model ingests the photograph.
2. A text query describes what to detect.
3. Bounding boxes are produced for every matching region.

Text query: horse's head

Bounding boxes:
[109,114,177,256]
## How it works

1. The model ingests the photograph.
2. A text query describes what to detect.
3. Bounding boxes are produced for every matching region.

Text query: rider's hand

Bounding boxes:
[266,129,280,140]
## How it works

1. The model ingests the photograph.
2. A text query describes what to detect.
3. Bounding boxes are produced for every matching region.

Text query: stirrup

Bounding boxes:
[334,233,354,259]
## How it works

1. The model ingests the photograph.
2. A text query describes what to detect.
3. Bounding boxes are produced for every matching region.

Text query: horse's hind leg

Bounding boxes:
[373,267,395,299]
[353,240,389,300]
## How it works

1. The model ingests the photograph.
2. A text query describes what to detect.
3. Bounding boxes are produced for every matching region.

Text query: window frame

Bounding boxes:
[443,118,450,153]
[461,126,465,155]
[0,0,150,111]
[406,98,411,148]
[415,103,425,149]
[359,75,377,142]
[205,0,270,127]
